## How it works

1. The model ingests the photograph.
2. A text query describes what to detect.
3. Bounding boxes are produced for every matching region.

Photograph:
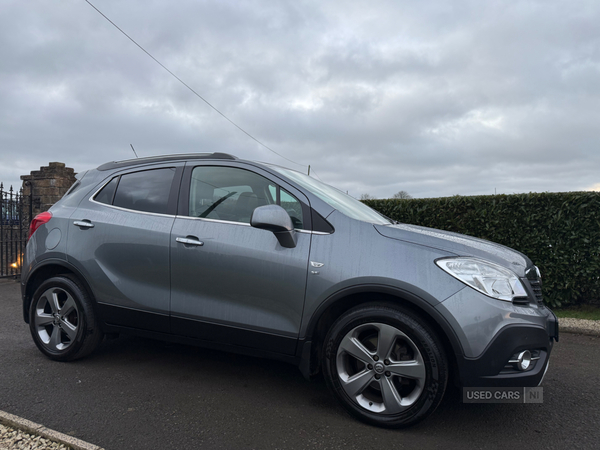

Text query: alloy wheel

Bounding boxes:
[336,322,426,414]
[33,286,80,352]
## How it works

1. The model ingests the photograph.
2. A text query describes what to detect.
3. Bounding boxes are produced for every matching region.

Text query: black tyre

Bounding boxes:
[29,276,103,361]
[323,304,448,428]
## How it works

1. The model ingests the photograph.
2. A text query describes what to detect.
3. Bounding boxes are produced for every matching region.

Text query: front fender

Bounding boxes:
[301,280,467,358]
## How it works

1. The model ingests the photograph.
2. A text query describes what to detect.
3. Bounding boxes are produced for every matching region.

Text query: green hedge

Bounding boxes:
[363,192,600,308]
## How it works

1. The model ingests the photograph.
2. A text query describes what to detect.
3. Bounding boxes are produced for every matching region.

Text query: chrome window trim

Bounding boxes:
[175,215,252,227]
[89,177,115,203]
[175,215,332,234]
[300,229,332,235]
[89,200,177,219]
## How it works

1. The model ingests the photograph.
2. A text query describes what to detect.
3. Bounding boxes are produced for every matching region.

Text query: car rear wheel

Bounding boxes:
[323,304,448,428]
[29,276,103,361]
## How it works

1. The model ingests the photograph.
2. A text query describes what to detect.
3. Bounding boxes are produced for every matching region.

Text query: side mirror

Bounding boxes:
[251,205,297,248]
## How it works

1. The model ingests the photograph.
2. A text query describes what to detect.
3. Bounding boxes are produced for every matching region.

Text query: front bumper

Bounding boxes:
[456,310,558,387]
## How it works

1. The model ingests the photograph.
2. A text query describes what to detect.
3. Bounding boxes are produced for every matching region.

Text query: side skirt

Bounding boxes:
[96,304,301,365]
[100,323,301,366]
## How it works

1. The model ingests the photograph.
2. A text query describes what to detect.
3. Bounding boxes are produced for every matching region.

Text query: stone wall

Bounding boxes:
[20,162,77,219]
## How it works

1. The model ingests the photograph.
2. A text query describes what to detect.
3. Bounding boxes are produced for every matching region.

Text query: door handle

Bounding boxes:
[176,237,204,246]
[73,220,94,229]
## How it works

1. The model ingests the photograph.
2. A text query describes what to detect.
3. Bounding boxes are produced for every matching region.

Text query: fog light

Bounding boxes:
[516,350,532,371]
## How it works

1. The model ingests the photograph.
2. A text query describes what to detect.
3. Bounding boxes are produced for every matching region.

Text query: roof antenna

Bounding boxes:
[308,165,311,176]
[130,144,139,158]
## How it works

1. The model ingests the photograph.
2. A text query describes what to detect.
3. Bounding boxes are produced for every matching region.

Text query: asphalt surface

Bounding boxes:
[1,279,599,450]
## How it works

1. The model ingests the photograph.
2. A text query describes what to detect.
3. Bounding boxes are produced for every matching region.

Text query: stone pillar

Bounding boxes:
[20,162,77,219]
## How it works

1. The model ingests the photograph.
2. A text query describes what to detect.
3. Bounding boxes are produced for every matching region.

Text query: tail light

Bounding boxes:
[28,211,53,241]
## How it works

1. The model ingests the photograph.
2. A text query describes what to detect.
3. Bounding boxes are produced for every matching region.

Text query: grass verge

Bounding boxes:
[554,304,600,320]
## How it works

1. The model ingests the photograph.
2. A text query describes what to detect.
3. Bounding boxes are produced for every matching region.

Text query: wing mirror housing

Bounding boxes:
[251,205,297,248]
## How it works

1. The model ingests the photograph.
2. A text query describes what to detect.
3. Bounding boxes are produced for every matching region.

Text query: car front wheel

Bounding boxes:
[323,304,448,428]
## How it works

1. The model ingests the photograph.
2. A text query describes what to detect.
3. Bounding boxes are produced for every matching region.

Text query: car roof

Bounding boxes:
[97,153,238,171]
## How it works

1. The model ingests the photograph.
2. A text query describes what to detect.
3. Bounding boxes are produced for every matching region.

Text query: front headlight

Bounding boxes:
[436,257,527,302]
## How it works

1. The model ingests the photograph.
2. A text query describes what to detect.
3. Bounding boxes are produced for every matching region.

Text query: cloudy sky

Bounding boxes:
[1,0,599,199]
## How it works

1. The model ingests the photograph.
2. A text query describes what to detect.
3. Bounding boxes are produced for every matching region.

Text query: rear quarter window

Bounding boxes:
[94,177,118,205]
[94,168,177,215]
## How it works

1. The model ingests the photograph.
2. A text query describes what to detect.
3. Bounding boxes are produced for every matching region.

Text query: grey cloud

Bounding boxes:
[1,0,600,200]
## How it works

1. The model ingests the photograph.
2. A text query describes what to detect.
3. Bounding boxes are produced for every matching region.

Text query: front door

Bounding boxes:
[170,164,311,355]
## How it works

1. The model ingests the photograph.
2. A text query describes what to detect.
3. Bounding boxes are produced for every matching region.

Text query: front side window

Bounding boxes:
[189,166,304,228]
[280,188,303,229]
[94,168,176,215]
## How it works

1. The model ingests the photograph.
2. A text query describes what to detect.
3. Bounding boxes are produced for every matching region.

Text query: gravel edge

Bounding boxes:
[557,317,600,337]
[0,411,104,450]
[0,423,69,450]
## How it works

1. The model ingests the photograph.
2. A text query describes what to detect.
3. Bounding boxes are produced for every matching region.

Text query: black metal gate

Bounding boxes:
[1,183,32,278]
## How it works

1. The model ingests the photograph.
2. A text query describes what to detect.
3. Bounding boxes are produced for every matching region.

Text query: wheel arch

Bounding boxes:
[299,284,464,382]
[22,260,96,324]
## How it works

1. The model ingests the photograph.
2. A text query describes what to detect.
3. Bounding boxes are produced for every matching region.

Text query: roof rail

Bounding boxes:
[97,152,238,171]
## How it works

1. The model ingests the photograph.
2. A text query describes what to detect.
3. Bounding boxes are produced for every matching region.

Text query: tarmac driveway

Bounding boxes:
[1,279,599,449]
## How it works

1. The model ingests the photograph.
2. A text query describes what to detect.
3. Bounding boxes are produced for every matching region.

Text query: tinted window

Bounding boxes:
[111,168,176,214]
[94,177,118,205]
[189,166,303,227]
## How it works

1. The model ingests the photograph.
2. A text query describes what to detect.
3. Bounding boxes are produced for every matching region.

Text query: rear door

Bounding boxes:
[67,164,183,332]
[169,163,311,355]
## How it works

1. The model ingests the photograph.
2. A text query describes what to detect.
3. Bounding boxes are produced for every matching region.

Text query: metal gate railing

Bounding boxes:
[1,183,32,278]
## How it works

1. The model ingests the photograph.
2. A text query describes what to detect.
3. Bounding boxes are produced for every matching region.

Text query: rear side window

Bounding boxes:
[94,168,176,215]
[95,177,118,205]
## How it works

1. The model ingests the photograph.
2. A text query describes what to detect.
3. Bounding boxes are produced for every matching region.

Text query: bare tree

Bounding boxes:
[360,193,376,200]
[392,190,412,199]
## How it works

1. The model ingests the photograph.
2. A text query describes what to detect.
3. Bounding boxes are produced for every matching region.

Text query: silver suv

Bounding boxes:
[21,153,558,427]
